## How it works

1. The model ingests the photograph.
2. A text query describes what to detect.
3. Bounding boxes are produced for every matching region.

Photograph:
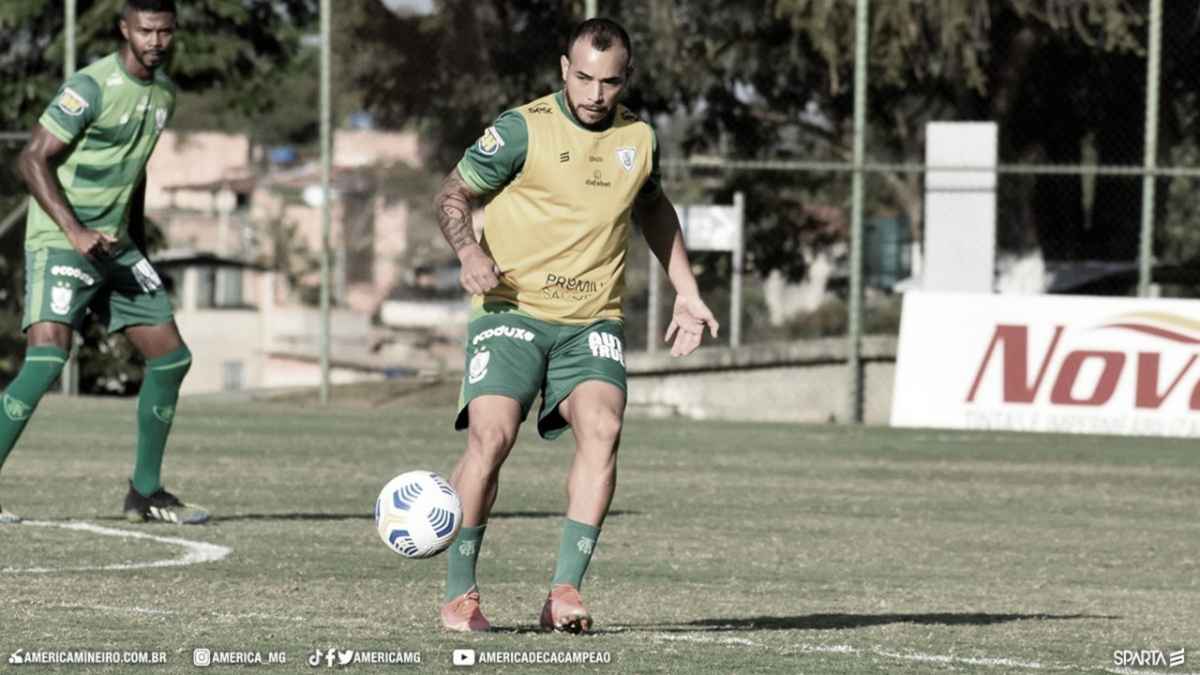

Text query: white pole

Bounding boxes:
[730,192,744,348]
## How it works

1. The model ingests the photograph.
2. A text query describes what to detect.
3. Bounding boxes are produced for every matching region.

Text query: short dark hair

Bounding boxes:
[123,0,177,17]
[566,18,633,68]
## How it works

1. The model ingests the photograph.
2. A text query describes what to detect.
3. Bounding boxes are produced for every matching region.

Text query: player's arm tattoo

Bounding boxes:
[434,169,481,253]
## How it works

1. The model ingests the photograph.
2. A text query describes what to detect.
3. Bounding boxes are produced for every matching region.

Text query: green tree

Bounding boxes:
[339,0,1177,283]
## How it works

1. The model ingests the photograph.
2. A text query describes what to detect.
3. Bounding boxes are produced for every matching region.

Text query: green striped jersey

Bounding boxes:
[25,52,176,251]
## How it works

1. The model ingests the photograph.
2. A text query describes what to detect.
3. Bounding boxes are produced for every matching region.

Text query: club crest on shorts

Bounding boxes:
[477,126,505,156]
[468,350,490,384]
[616,147,636,172]
[50,281,73,315]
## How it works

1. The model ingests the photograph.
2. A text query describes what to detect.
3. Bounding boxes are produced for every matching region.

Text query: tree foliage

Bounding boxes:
[338,0,1193,283]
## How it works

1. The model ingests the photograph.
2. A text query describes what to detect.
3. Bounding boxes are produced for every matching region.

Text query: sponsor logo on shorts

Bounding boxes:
[50,282,73,316]
[132,259,163,292]
[51,265,95,286]
[588,331,624,366]
[471,325,536,346]
[468,350,490,384]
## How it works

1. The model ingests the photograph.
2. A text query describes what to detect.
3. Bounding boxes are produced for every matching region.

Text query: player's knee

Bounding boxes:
[146,345,192,387]
[466,423,517,465]
[576,410,623,446]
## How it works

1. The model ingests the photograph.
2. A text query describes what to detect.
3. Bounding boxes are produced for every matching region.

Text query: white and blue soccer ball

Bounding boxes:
[374,470,462,559]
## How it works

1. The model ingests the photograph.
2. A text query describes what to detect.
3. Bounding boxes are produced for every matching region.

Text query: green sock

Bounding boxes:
[132,346,192,497]
[551,518,602,589]
[0,346,68,473]
[445,524,486,600]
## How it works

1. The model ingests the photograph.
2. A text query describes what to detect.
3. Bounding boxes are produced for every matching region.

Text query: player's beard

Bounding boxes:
[564,89,613,129]
[134,45,168,72]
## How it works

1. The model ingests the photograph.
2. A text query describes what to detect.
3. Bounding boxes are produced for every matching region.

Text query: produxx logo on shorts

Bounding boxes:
[471,325,536,346]
[51,265,95,286]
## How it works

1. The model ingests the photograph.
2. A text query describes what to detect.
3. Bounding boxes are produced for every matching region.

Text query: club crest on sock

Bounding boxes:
[3,394,32,422]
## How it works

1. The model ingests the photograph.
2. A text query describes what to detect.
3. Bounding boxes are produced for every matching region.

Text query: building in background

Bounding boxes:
[145,129,463,395]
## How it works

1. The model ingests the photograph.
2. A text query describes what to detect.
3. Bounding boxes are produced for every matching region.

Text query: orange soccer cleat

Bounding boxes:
[441,587,492,632]
[539,584,592,634]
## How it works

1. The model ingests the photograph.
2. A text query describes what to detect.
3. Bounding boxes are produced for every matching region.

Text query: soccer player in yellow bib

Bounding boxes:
[0,0,207,525]
[434,18,718,633]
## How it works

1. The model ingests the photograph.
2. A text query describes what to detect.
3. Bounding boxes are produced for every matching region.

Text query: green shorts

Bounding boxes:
[22,246,174,333]
[455,310,627,440]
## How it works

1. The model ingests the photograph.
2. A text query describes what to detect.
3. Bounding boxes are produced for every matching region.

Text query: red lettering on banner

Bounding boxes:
[967,323,1200,410]
[966,325,1064,403]
[1136,353,1196,409]
[1049,351,1124,405]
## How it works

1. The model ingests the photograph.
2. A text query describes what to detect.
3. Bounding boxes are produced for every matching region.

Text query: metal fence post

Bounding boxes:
[846,0,869,423]
[1137,0,1162,297]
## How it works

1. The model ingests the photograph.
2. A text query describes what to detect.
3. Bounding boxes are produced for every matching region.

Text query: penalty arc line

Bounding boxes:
[2,520,231,573]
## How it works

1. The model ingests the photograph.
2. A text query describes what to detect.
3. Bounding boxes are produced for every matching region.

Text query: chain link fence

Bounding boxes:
[3,1,1194,414]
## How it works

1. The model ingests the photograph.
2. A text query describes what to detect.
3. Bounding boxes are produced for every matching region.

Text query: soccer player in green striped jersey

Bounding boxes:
[0,0,208,525]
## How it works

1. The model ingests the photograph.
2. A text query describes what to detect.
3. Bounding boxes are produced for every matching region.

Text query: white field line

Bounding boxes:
[648,633,1200,673]
[2,520,231,573]
[41,604,306,623]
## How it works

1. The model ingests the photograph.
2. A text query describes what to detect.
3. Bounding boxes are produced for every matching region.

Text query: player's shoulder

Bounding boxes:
[613,104,651,132]
[154,70,178,96]
[514,93,558,120]
[57,61,106,112]
[75,52,117,80]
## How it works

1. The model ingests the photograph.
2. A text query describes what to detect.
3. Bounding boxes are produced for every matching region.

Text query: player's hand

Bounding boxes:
[67,228,118,258]
[664,294,719,357]
[458,245,501,295]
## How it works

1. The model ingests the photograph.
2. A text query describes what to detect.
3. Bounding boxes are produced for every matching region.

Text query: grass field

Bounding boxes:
[1,382,1198,674]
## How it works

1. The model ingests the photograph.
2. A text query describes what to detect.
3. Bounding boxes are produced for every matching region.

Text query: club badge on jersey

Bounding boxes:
[477,127,505,156]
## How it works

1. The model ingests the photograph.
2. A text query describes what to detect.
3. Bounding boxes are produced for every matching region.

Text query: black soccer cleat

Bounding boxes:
[123,482,210,525]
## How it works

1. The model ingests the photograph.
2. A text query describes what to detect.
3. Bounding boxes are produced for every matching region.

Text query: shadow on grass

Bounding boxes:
[617,613,1120,632]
